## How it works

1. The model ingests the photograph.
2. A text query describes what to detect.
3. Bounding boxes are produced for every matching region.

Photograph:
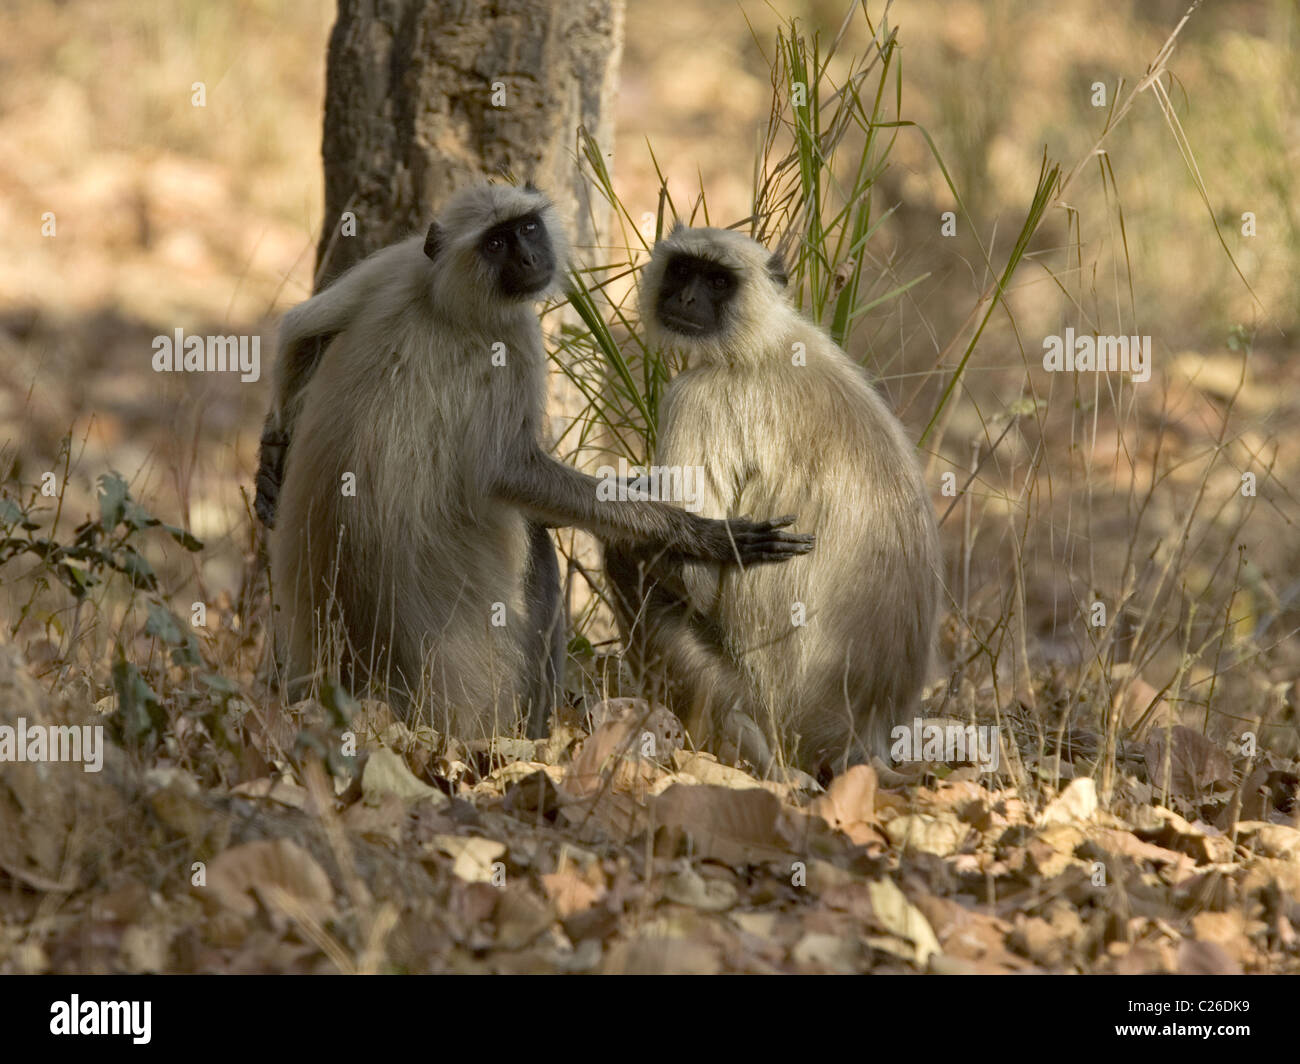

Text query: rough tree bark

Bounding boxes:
[314,0,624,285]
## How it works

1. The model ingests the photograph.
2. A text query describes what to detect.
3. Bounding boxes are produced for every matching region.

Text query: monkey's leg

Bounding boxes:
[522,521,564,739]
[716,710,776,773]
[603,540,653,658]
[605,542,772,768]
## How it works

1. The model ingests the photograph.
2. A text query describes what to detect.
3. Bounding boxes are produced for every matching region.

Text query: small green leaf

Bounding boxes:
[319,679,359,727]
[119,548,158,590]
[566,632,595,658]
[169,636,201,668]
[145,602,185,644]
[97,473,130,529]
[123,499,155,530]
[200,672,238,695]
[59,557,93,596]
[112,651,164,744]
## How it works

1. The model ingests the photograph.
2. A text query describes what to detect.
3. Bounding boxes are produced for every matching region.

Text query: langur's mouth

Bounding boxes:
[505,272,554,298]
[658,313,707,335]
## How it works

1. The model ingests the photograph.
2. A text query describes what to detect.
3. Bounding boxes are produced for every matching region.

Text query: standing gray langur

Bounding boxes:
[264,185,813,741]
[606,224,940,779]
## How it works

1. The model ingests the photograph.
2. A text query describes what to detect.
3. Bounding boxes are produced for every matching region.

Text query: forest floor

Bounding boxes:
[2,627,1298,974]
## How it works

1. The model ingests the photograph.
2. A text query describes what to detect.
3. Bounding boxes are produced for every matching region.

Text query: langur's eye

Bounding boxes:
[711,275,730,290]
[521,221,538,235]
[486,236,506,253]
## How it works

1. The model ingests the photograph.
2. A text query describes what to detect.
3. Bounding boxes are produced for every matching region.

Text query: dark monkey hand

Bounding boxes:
[712,514,815,566]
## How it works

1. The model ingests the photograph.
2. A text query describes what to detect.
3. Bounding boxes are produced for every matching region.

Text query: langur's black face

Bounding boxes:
[655,254,739,337]
[480,211,556,298]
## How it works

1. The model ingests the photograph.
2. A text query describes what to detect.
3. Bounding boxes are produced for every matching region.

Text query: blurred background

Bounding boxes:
[1,0,1296,759]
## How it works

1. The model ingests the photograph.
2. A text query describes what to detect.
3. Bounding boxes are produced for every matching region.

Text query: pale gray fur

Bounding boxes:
[270,184,564,735]
[269,188,811,738]
[607,225,940,776]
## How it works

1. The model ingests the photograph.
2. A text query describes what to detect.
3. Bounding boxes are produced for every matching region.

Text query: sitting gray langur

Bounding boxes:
[606,224,939,779]
[266,186,813,740]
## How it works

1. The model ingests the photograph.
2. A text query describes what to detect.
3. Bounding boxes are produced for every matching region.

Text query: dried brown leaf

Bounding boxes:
[203,838,335,923]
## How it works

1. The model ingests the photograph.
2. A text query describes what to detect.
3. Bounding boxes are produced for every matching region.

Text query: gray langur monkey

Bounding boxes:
[265,186,813,741]
[605,225,940,779]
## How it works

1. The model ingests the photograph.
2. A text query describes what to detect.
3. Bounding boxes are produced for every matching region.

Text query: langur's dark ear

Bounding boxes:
[766,252,788,288]
[423,222,441,261]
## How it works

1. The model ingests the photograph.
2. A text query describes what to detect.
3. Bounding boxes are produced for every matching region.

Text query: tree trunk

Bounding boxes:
[314,0,624,285]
